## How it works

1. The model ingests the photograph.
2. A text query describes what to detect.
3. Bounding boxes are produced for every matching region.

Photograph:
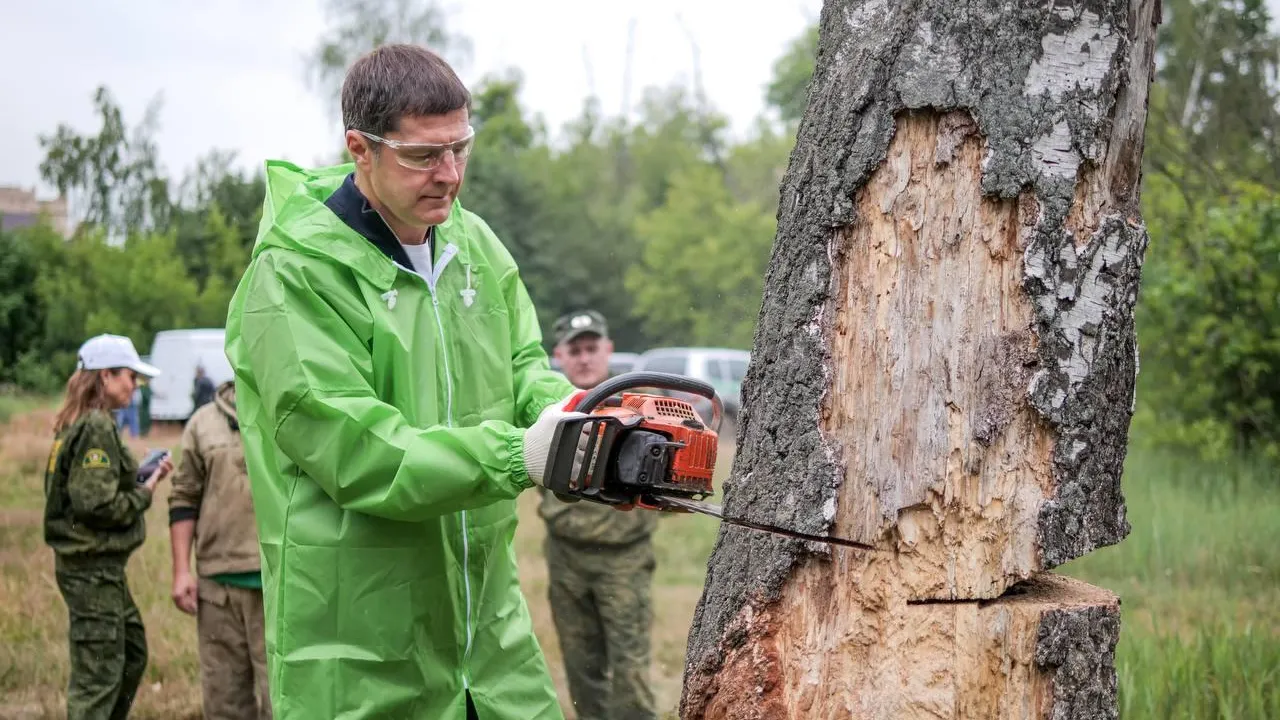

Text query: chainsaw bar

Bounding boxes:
[655,496,879,551]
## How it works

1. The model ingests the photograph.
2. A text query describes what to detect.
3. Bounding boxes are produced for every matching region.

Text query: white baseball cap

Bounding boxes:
[77,334,162,377]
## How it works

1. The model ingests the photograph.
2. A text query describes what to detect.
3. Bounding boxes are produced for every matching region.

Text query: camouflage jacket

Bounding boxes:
[538,488,657,546]
[168,381,261,576]
[44,410,152,557]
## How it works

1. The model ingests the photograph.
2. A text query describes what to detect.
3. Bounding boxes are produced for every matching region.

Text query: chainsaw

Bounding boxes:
[542,372,876,550]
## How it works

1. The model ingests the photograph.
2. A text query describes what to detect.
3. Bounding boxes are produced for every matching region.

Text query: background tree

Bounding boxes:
[38,87,171,238]
[1149,0,1280,191]
[761,6,1280,460]
[31,230,199,369]
[682,0,1158,714]
[169,150,264,288]
[0,227,48,386]
[1135,0,1280,456]
[764,24,819,127]
[11,0,1278,473]
[308,0,471,115]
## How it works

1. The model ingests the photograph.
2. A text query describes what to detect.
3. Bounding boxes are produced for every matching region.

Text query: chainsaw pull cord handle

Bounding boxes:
[563,371,723,432]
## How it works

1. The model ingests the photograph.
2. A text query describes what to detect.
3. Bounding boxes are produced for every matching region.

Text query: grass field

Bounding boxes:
[0,400,1275,718]
[1061,450,1280,719]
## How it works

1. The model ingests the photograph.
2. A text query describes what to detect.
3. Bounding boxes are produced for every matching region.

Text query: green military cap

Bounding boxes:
[553,310,608,345]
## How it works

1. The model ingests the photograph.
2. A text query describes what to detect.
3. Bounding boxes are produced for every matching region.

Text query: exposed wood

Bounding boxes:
[685,572,1119,720]
[682,0,1158,717]
[827,110,1051,601]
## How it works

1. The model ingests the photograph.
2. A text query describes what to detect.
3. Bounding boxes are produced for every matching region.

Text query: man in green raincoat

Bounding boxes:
[225,44,583,719]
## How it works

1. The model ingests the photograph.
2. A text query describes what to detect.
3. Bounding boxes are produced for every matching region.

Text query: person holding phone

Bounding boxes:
[168,379,270,719]
[43,334,173,720]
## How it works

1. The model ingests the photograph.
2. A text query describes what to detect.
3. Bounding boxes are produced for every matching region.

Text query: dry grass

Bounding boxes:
[3,403,1276,719]
[0,412,201,719]
[0,405,724,719]
[513,492,720,718]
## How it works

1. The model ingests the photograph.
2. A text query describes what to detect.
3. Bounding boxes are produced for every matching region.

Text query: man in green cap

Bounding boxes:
[540,310,657,720]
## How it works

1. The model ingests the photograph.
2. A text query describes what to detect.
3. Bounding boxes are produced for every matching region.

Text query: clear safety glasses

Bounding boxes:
[358,126,476,171]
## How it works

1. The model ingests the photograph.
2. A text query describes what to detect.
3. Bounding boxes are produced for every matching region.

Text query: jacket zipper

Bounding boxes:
[374,215,474,688]
[429,288,474,688]
[422,259,474,690]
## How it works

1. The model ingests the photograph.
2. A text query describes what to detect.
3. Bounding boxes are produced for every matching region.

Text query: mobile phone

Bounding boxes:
[137,449,171,484]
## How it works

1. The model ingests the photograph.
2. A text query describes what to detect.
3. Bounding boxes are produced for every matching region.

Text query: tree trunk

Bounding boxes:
[682,1,1158,718]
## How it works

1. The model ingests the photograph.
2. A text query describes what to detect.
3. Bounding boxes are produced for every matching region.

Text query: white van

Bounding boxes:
[147,329,234,421]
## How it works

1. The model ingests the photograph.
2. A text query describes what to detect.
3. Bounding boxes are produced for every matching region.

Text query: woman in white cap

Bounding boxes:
[43,334,174,720]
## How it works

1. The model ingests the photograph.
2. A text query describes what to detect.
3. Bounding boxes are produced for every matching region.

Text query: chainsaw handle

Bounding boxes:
[566,371,724,431]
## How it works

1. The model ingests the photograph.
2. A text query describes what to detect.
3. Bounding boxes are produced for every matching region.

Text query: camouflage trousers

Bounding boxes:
[545,535,657,720]
[54,556,147,720]
[197,578,272,720]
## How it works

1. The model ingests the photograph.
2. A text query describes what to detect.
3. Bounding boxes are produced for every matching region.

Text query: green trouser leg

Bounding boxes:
[545,536,657,720]
[55,559,149,720]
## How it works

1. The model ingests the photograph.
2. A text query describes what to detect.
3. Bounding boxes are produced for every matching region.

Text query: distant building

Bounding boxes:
[0,186,72,237]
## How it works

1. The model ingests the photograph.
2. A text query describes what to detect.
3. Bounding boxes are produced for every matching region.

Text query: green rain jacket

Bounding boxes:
[225,161,574,719]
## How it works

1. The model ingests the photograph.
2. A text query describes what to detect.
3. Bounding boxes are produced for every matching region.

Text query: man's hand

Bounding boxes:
[171,570,198,615]
[522,396,588,487]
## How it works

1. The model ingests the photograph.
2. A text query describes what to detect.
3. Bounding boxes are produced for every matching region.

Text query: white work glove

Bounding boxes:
[523,396,587,487]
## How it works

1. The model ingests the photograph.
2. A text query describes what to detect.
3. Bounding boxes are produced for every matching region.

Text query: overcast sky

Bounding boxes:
[3,0,1277,197]
[0,0,819,195]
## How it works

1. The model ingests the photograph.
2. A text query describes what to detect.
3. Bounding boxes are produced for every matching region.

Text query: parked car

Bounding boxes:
[631,347,751,435]
[608,352,640,377]
[147,328,234,421]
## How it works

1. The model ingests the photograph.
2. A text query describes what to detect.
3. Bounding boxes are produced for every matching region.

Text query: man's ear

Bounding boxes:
[552,344,567,363]
[603,338,615,354]
[345,130,374,171]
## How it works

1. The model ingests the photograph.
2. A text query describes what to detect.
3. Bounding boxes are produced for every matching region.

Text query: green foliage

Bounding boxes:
[39,87,171,238]
[1,180,253,390]
[1116,624,1280,719]
[0,228,46,385]
[1136,180,1280,456]
[191,207,254,327]
[27,226,200,377]
[723,119,793,209]
[630,165,775,348]
[0,392,52,425]
[461,79,769,352]
[621,112,787,349]
[1130,0,1280,456]
[8,351,64,394]
[3,85,265,392]
[170,150,264,287]
[765,24,818,126]
[1150,0,1280,190]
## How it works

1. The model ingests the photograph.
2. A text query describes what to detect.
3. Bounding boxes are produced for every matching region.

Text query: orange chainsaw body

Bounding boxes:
[590,392,717,500]
[543,372,724,511]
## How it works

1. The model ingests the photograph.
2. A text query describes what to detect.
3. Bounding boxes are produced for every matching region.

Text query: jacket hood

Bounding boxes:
[255,160,467,291]
[214,381,238,425]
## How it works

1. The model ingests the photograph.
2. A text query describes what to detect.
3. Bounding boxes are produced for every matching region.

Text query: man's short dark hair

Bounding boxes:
[341,44,471,136]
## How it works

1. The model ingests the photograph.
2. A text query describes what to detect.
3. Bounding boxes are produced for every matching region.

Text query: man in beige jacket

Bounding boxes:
[169,380,270,719]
